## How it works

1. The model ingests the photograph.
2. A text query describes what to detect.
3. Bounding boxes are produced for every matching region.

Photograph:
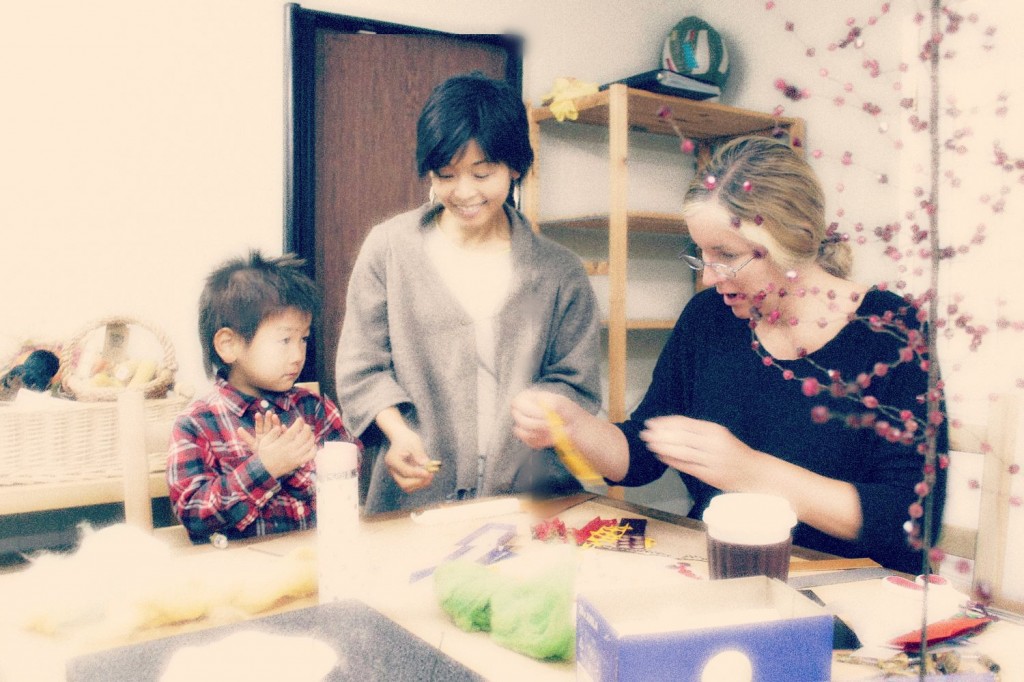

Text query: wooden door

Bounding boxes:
[286,6,521,403]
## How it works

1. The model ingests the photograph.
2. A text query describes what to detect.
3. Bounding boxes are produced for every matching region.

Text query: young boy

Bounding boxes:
[167,250,354,544]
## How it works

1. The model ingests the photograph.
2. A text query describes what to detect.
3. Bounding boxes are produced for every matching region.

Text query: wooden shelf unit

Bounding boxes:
[539,211,687,235]
[523,84,805,422]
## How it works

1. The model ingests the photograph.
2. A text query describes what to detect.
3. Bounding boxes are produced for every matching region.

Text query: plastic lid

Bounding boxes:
[702,493,797,545]
[316,441,359,474]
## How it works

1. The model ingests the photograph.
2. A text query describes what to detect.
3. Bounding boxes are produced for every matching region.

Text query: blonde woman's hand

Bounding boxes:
[640,415,765,491]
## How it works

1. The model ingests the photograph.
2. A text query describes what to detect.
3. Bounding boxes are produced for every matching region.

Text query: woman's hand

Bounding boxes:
[510,389,566,449]
[383,428,434,493]
[512,389,630,482]
[639,415,764,491]
[374,407,435,493]
[642,415,864,541]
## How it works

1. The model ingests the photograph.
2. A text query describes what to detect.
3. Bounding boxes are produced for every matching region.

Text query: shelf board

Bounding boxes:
[532,87,797,141]
[600,318,677,331]
[540,211,688,235]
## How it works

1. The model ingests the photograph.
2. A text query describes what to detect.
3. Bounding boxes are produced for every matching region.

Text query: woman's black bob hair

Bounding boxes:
[415,71,533,178]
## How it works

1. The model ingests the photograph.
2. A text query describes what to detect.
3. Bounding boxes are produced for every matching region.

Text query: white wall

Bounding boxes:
[1,0,902,392]
[1,0,288,393]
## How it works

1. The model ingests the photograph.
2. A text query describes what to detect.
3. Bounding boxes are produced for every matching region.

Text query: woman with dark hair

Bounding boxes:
[336,73,601,514]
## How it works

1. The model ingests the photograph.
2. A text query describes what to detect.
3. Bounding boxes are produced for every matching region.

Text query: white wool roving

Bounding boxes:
[220,545,319,614]
[4,523,173,636]
[159,630,338,682]
[2,523,318,649]
[0,628,68,682]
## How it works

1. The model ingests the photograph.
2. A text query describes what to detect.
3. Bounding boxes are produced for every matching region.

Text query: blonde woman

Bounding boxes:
[513,136,946,573]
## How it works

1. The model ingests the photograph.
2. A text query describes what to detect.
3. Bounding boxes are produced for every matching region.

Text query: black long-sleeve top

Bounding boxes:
[617,287,947,574]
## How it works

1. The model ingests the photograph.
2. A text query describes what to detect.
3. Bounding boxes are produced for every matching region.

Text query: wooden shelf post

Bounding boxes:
[607,84,629,423]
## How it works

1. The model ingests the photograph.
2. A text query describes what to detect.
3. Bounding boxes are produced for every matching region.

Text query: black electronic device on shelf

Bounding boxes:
[600,69,721,100]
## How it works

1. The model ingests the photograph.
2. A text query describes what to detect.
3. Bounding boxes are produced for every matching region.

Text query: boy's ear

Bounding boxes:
[213,328,241,365]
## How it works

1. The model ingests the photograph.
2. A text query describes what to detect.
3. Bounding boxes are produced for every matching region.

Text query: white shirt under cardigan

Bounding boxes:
[335,203,602,514]
[423,224,513,491]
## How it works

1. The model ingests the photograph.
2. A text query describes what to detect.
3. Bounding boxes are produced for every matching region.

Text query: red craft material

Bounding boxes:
[572,516,618,545]
[530,516,623,546]
[531,517,567,542]
[890,616,994,651]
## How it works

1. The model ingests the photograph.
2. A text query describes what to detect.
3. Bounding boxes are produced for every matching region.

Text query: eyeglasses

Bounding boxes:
[679,252,757,279]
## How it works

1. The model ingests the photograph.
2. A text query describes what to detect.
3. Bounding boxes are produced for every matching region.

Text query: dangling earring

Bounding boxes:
[428,186,437,206]
[512,183,521,210]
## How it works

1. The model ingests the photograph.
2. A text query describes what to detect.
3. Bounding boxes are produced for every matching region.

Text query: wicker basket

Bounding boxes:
[0,394,189,486]
[61,316,177,401]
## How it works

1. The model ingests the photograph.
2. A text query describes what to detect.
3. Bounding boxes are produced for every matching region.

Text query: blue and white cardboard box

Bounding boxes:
[576,576,833,682]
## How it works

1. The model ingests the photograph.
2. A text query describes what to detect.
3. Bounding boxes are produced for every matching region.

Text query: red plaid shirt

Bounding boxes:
[167,376,354,543]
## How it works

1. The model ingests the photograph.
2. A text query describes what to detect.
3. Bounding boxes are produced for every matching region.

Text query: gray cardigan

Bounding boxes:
[335,203,602,514]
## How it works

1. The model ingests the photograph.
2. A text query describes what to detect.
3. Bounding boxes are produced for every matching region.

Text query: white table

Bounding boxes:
[0,494,1018,681]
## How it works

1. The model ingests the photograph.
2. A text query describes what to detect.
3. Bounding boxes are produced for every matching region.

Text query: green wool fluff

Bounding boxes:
[433,560,501,632]
[433,559,576,661]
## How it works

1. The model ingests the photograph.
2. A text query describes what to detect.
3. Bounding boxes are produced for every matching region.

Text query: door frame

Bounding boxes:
[283,4,523,383]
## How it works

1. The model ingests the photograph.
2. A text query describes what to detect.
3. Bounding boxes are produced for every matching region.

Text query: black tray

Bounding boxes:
[67,600,483,682]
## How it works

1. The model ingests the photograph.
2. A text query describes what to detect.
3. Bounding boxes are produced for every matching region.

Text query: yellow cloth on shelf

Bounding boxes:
[540,77,599,122]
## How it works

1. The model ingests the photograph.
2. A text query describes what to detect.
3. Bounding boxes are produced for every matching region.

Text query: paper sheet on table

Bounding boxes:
[160,630,337,681]
[817,576,967,647]
[575,546,705,592]
[410,497,522,525]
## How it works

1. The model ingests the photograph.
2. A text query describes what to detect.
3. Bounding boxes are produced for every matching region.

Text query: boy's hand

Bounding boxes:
[237,410,283,452]
[252,410,282,438]
[383,429,435,493]
[237,412,317,479]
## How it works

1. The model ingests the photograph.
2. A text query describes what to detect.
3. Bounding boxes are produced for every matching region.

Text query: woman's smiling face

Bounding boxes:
[429,139,517,233]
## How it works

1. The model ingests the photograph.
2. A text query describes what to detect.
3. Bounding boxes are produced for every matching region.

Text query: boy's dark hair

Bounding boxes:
[415,71,533,179]
[198,250,320,377]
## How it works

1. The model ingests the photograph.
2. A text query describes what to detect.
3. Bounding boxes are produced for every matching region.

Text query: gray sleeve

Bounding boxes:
[334,225,411,438]
[533,252,602,416]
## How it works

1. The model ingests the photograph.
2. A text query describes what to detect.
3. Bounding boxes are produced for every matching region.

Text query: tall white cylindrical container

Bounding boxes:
[315,441,360,603]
